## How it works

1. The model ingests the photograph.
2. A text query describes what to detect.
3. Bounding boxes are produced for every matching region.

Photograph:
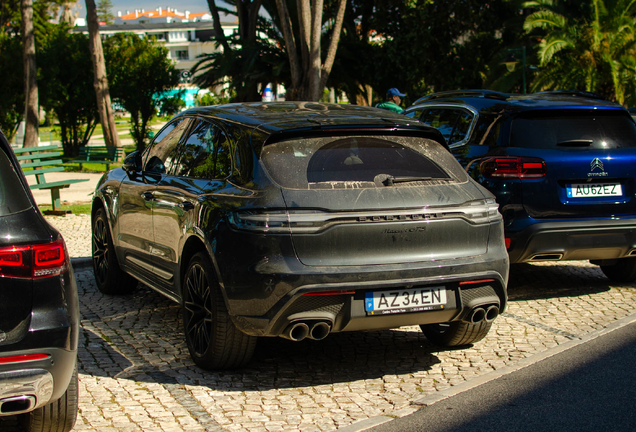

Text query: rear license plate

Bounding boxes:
[566,183,622,198]
[365,286,447,315]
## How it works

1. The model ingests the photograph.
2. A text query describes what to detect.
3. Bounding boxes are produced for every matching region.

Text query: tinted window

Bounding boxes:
[261,135,467,189]
[471,113,503,147]
[403,108,425,119]
[0,149,31,216]
[511,110,636,149]
[420,108,474,145]
[144,118,190,173]
[172,121,232,179]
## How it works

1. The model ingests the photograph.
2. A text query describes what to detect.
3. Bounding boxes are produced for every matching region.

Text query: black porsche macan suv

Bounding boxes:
[0,130,79,432]
[91,102,509,370]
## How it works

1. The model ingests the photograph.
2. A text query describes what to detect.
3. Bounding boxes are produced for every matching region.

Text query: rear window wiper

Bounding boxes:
[376,174,433,186]
[556,139,593,147]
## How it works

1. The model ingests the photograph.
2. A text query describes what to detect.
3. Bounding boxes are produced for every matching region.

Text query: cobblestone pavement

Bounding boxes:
[4,214,635,431]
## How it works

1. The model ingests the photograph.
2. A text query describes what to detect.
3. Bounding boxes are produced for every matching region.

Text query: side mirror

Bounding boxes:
[122,150,142,173]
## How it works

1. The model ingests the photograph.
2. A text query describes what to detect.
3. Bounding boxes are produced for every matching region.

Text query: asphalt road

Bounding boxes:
[368,320,636,432]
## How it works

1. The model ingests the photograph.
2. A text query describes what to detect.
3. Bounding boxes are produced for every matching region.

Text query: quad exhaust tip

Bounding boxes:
[467,305,500,325]
[281,320,332,342]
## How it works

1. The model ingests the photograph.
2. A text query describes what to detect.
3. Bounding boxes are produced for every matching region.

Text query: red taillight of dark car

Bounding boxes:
[0,239,68,279]
[0,353,50,364]
[480,157,547,179]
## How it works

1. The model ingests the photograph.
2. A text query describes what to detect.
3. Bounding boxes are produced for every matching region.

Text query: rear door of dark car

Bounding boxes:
[260,134,496,267]
[151,119,235,292]
[506,109,636,219]
[116,117,192,284]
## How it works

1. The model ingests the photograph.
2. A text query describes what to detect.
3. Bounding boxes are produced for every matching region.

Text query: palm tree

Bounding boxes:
[524,0,636,105]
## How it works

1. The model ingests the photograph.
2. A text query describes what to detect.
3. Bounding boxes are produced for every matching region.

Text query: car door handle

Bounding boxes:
[141,192,154,201]
[178,202,195,211]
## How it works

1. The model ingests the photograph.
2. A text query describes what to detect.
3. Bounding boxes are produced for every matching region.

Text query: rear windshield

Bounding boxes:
[511,110,636,149]
[260,135,467,189]
[0,148,31,216]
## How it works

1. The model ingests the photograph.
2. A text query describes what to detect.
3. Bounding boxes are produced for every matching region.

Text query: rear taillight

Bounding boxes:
[480,157,546,179]
[0,354,50,364]
[227,210,333,234]
[458,199,501,224]
[0,239,68,279]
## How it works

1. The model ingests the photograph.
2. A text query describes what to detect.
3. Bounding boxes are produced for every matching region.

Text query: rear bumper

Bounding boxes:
[227,257,509,338]
[507,218,636,263]
[0,268,79,416]
[0,369,53,415]
[0,348,76,416]
[216,217,509,338]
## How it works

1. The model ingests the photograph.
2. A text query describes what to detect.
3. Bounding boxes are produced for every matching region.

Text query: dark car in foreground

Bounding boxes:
[0,131,79,432]
[91,102,509,370]
[404,90,636,281]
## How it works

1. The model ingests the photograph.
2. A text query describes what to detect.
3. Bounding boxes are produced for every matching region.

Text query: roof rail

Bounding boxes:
[412,89,510,105]
[531,90,607,101]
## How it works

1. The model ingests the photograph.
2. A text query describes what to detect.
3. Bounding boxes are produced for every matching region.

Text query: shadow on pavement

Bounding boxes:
[506,261,625,301]
[76,270,442,391]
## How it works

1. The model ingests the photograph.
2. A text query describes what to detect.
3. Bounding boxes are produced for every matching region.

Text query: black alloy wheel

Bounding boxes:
[182,252,256,370]
[92,211,109,284]
[91,207,137,295]
[183,259,213,357]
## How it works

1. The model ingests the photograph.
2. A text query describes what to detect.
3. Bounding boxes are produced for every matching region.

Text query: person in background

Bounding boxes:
[375,88,406,113]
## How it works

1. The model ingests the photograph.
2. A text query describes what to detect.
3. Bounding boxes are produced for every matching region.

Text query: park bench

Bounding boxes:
[14,145,89,215]
[69,145,125,170]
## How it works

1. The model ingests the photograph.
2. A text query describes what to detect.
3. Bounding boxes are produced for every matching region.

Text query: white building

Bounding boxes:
[74,7,238,76]
[114,7,213,25]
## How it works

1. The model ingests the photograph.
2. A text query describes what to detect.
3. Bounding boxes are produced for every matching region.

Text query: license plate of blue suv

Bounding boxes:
[566,183,622,198]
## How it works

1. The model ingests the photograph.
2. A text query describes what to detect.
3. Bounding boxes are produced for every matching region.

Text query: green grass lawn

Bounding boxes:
[38,202,92,215]
[39,116,169,144]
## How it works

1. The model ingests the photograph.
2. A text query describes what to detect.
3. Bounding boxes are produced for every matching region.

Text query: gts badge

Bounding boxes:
[384,226,427,234]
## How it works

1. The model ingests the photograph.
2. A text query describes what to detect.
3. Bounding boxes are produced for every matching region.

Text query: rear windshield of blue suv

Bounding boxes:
[510,110,636,149]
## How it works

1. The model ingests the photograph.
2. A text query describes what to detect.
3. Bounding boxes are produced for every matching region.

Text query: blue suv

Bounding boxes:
[403,90,636,282]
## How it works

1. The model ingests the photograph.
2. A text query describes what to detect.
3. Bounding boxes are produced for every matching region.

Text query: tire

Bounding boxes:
[92,207,137,294]
[599,257,636,282]
[182,252,257,370]
[19,362,78,432]
[421,320,492,347]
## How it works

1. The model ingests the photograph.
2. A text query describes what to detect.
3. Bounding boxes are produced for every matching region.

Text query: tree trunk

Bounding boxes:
[277,0,347,101]
[319,0,346,90]
[207,0,231,52]
[21,0,38,148]
[276,0,301,96]
[308,0,323,101]
[86,0,122,153]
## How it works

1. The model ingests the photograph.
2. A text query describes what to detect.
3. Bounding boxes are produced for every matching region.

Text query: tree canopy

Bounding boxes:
[524,0,636,105]
[38,24,98,155]
[104,33,181,150]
